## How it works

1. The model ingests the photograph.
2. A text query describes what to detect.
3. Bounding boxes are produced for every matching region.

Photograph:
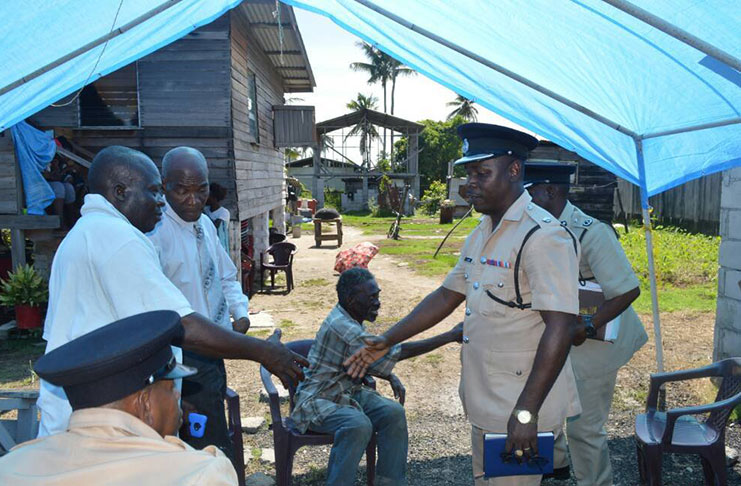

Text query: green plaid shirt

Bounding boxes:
[290,304,401,433]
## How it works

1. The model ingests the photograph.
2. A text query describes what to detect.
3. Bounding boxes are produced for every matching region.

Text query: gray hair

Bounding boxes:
[337,268,375,307]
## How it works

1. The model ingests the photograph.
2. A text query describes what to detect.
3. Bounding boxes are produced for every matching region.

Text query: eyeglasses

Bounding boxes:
[499,451,550,472]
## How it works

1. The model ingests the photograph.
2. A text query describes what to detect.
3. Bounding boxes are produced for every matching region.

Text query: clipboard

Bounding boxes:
[483,432,554,477]
[578,281,620,342]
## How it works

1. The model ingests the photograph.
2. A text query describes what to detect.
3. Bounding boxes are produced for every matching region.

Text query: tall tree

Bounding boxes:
[345,93,380,170]
[351,42,415,157]
[446,95,478,121]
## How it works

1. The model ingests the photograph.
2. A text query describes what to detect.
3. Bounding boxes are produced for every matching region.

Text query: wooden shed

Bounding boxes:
[1,2,316,273]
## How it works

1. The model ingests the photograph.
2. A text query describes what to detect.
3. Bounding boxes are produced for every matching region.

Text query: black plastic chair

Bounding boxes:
[260,242,297,293]
[225,387,245,486]
[260,339,376,486]
[635,358,741,485]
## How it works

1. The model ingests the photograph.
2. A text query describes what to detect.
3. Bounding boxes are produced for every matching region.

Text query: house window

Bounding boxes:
[247,72,259,142]
[79,62,139,127]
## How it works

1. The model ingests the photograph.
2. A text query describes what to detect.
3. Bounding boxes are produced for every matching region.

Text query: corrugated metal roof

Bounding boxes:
[239,2,315,92]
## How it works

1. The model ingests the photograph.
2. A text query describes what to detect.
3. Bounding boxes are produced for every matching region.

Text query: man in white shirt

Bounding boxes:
[38,146,307,437]
[148,146,248,459]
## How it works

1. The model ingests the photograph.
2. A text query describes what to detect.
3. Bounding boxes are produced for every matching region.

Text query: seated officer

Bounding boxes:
[525,162,646,486]
[0,311,238,486]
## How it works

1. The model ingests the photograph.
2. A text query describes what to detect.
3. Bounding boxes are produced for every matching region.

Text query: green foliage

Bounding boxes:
[0,264,49,307]
[420,180,449,215]
[323,188,343,210]
[394,116,467,191]
[619,225,719,287]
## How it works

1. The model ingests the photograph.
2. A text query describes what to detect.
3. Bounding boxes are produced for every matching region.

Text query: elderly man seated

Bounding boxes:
[0,311,237,486]
[290,268,463,486]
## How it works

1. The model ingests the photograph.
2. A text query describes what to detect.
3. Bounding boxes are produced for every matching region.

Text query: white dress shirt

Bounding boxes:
[38,194,194,437]
[148,202,248,330]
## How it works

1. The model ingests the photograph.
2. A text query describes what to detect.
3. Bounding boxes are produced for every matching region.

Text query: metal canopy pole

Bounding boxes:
[602,0,741,73]
[636,139,665,373]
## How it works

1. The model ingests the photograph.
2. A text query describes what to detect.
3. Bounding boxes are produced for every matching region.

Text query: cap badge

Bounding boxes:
[462,138,469,155]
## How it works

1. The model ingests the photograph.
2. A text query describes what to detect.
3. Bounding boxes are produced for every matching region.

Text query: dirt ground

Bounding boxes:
[230,225,741,486]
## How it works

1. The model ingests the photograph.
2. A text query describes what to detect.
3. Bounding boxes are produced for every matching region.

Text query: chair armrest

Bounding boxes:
[661,389,741,444]
[646,362,723,410]
[259,365,284,429]
[363,375,377,390]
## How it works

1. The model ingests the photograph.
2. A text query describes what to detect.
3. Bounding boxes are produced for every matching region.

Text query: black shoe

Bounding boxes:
[543,466,570,481]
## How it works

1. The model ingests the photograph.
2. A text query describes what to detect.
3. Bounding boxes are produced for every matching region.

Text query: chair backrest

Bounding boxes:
[707,358,741,432]
[285,339,314,411]
[269,232,287,246]
[267,242,297,265]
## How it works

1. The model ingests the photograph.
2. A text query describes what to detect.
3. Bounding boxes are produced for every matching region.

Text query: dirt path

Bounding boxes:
[228,226,741,486]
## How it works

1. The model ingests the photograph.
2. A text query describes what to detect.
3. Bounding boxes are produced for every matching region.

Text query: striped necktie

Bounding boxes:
[194,222,228,328]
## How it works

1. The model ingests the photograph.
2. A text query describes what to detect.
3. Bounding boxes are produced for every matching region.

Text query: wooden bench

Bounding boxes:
[0,390,39,454]
[313,217,343,247]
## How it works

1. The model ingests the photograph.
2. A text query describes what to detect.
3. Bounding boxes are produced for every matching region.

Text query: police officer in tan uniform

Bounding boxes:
[345,124,582,485]
[525,162,647,486]
[0,311,238,486]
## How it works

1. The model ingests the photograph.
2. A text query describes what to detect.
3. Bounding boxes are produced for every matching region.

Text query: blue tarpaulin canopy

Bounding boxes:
[283,0,741,200]
[0,0,243,132]
[283,0,740,372]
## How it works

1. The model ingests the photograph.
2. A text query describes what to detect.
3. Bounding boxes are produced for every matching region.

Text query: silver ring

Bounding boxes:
[514,449,524,457]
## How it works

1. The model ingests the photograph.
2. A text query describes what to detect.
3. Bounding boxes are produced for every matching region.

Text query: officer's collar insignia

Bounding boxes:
[583,218,593,226]
[464,256,473,263]
[462,138,469,154]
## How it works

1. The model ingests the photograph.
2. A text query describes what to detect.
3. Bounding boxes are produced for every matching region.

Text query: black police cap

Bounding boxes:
[454,123,538,166]
[34,310,195,410]
[523,162,576,187]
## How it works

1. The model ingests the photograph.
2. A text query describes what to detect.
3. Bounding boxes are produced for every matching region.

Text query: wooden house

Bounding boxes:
[0,2,316,275]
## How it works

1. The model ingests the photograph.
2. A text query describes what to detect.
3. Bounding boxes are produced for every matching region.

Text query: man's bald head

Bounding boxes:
[161,147,208,180]
[161,146,210,222]
[88,146,158,195]
[87,146,165,233]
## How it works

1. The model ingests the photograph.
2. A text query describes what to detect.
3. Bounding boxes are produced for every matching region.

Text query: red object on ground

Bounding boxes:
[334,242,379,274]
[15,305,42,329]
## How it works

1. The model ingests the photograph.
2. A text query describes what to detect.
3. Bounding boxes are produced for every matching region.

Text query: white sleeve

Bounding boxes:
[99,239,194,318]
[216,239,249,321]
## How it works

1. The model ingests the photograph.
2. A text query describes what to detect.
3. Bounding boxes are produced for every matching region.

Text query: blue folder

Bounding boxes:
[483,432,554,478]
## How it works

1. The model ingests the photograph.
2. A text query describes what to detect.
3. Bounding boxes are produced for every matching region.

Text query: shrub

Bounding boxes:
[420,180,448,215]
[0,265,49,307]
[324,188,343,211]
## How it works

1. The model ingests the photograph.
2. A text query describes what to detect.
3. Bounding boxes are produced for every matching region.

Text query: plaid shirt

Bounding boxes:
[290,304,401,433]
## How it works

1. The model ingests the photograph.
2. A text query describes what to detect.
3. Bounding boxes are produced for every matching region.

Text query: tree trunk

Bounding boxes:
[390,75,397,161]
[382,80,387,158]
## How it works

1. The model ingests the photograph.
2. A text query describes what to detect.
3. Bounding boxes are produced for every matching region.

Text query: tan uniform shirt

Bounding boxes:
[443,191,581,431]
[0,408,238,486]
[559,201,648,379]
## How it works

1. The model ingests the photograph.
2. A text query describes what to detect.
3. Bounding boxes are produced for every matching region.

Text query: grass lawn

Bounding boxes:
[344,213,720,312]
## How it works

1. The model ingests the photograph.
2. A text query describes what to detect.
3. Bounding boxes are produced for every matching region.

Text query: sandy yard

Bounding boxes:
[228,224,741,486]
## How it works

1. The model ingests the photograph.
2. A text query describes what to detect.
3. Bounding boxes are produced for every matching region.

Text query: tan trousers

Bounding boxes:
[553,370,618,486]
[471,425,542,486]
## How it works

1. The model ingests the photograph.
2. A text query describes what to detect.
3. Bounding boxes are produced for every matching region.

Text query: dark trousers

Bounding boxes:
[180,351,234,464]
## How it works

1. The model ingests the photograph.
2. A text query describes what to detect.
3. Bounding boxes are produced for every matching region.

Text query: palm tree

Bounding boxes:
[351,43,416,157]
[446,95,478,121]
[345,93,379,170]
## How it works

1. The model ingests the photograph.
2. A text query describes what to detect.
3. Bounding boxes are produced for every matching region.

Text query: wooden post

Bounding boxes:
[11,140,25,269]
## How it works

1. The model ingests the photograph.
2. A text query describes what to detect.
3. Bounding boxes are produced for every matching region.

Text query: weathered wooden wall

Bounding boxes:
[0,131,18,215]
[529,142,617,222]
[615,173,722,234]
[26,17,239,217]
[230,12,286,221]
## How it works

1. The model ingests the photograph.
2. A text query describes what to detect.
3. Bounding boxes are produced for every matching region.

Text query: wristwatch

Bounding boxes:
[581,313,597,339]
[512,408,537,425]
